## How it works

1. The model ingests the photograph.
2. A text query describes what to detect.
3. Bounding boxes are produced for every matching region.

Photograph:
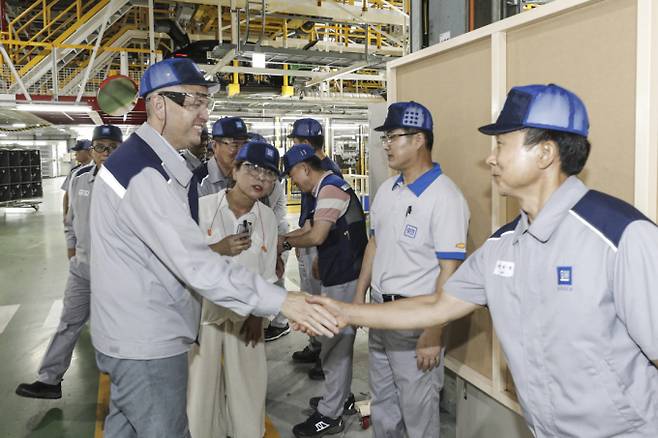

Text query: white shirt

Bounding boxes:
[198,189,278,325]
[370,163,470,297]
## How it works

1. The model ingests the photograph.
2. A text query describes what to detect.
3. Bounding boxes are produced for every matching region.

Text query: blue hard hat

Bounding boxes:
[247,132,267,143]
[235,141,280,177]
[70,139,92,151]
[375,101,433,133]
[139,58,218,97]
[282,144,315,175]
[479,84,589,137]
[92,124,123,143]
[212,116,249,139]
[288,118,323,138]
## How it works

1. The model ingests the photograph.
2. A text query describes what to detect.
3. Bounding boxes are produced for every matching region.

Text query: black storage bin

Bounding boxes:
[0,184,9,201]
[19,150,30,166]
[20,183,31,198]
[0,149,9,168]
[0,168,9,184]
[9,184,21,200]
[20,167,31,182]
[8,150,20,167]
[28,149,40,166]
[31,182,42,198]
[9,167,21,183]
[30,166,41,182]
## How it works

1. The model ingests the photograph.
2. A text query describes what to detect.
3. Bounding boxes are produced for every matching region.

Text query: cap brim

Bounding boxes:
[477,123,525,135]
[374,123,396,132]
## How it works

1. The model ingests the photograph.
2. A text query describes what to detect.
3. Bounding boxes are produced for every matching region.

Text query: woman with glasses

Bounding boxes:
[187,141,282,438]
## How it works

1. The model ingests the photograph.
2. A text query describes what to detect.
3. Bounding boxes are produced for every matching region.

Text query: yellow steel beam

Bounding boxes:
[18,0,111,76]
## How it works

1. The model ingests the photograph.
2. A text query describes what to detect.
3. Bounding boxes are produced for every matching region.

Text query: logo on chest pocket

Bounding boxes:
[403,224,417,239]
[557,266,573,287]
[78,189,90,197]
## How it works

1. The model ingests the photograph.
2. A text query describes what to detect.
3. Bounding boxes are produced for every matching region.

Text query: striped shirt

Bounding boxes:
[313,171,350,223]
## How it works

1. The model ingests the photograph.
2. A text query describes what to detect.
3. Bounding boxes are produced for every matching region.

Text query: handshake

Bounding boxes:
[280,292,351,337]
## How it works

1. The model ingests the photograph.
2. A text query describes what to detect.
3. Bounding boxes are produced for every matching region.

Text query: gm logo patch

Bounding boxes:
[557,266,572,286]
[404,224,417,239]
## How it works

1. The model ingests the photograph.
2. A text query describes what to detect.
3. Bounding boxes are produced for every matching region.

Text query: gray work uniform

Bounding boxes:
[60,162,87,191]
[90,123,286,437]
[180,149,203,172]
[37,163,96,385]
[195,156,291,327]
[369,164,470,438]
[444,176,658,438]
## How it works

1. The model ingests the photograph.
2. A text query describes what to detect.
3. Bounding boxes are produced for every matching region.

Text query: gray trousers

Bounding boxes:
[298,246,323,350]
[95,351,191,438]
[38,268,90,385]
[317,280,357,419]
[368,326,445,438]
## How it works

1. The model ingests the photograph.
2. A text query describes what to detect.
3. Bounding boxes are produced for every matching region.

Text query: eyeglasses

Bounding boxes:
[242,162,278,182]
[215,138,247,150]
[157,91,215,111]
[91,143,119,153]
[380,132,419,145]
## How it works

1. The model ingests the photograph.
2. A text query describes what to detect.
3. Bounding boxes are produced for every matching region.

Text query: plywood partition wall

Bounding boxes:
[385,0,658,413]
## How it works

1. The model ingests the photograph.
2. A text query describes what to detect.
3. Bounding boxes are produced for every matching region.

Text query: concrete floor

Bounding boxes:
[0,177,456,438]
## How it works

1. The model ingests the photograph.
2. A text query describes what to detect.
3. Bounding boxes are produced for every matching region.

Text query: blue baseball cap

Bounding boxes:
[92,124,123,143]
[139,58,218,97]
[247,132,266,143]
[70,139,92,151]
[375,101,433,133]
[288,118,323,138]
[212,116,249,139]
[282,144,316,175]
[235,141,280,177]
[479,84,589,137]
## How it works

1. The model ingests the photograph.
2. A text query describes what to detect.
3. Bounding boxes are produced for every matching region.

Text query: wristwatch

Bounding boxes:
[281,239,292,251]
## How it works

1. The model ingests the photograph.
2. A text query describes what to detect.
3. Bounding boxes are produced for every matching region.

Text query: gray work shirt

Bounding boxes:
[196,156,289,234]
[180,149,203,172]
[61,162,87,191]
[64,163,96,279]
[444,176,658,437]
[89,123,286,360]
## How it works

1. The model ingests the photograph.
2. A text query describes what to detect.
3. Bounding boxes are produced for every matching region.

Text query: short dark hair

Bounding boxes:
[523,128,591,176]
[306,136,324,150]
[403,128,433,151]
[303,155,324,171]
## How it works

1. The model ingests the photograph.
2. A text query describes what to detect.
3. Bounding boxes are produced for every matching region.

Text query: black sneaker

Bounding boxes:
[292,411,344,437]
[309,392,356,415]
[308,358,325,381]
[264,323,291,342]
[16,381,62,399]
[292,345,321,363]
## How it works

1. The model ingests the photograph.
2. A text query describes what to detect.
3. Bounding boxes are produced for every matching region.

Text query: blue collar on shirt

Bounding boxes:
[393,163,442,197]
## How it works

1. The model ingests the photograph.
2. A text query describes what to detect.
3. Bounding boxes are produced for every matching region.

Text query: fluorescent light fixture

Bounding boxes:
[12,123,26,128]
[16,103,92,113]
[251,52,266,69]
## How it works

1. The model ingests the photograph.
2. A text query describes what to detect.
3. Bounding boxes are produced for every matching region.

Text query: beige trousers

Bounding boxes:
[187,320,267,438]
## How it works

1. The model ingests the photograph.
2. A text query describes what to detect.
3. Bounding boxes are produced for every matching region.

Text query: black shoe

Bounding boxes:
[309,392,356,415]
[264,323,291,342]
[292,345,321,363]
[16,381,62,399]
[308,359,325,381]
[293,411,344,437]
